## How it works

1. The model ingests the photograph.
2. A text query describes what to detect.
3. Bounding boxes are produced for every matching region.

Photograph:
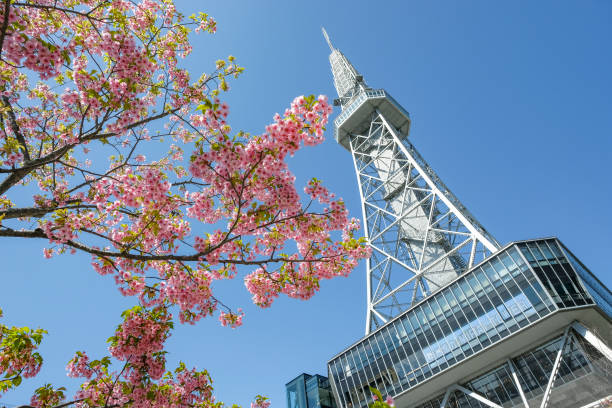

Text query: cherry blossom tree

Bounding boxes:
[0,1,369,406]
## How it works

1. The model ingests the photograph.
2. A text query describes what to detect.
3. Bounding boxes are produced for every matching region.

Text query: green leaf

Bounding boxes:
[369,386,383,401]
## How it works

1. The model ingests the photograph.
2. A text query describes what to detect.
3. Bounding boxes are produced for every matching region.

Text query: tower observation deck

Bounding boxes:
[322,29,612,408]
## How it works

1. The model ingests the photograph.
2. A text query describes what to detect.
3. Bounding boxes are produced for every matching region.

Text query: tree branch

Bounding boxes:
[12,2,108,21]
[2,96,30,160]
[0,227,342,264]
[0,204,98,220]
[0,0,11,60]
[0,107,180,195]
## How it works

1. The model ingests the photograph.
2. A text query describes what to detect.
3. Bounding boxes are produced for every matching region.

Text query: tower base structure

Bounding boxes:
[327,238,612,408]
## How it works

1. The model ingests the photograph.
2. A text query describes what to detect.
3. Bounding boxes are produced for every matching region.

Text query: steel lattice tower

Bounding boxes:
[323,29,501,334]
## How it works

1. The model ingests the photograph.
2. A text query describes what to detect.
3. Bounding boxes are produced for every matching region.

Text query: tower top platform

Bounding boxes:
[334,89,411,150]
[322,27,411,150]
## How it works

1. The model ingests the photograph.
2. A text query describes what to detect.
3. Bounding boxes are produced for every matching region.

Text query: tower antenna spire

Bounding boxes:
[322,27,334,51]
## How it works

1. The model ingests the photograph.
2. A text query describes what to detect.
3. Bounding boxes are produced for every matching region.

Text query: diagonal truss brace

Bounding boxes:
[539,326,571,408]
[438,321,612,408]
[440,384,503,408]
[507,358,530,407]
[350,110,500,333]
[377,112,498,253]
[571,322,612,362]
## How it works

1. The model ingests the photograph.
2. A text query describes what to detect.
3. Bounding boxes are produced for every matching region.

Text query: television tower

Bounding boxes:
[322,28,500,334]
[313,28,612,408]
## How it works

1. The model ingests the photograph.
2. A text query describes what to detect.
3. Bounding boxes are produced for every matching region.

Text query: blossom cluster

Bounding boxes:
[60,321,216,408]
[252,395,271,408]
[57,308,216,408]
[219,309,244,328]
[108,306,172,382]
[0,308,46,396]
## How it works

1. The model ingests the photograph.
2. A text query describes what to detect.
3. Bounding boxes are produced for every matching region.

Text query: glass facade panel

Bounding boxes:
[317,376,338,408]
[306,378,320,408]
[287,374,308,408]
[517,239,595,309]
[328,242,557,406]
[416,334,596,408]
[559,242,612,318]
[287,374,338,408]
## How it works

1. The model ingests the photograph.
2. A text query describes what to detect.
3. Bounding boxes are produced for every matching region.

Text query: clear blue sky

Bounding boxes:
[1,1,611,407]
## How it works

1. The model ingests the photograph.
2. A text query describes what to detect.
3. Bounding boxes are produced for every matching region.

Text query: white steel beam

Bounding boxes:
[507,358,530,408]
[439,387,453,408]
[370,236,473,306]
[539,326,571,408]
[371,307,388,324]
[569,332,596,373]
[349,105,502,332]
[440,384,505,408]
[468,239,477,268]
[350,136,373,335]
[455,384,504,408]
[440,384,504,408]
[377,111,499,252]
[571,321,612,362]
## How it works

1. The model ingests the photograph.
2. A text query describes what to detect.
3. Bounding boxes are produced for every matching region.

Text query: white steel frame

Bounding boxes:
[349,111,499,333]
[438,321,612,408]
[440,384,504,408]
[324,27,499,333]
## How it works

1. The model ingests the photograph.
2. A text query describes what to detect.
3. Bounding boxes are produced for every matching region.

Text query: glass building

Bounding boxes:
[327,239,612,408]
[286,373,338,408]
